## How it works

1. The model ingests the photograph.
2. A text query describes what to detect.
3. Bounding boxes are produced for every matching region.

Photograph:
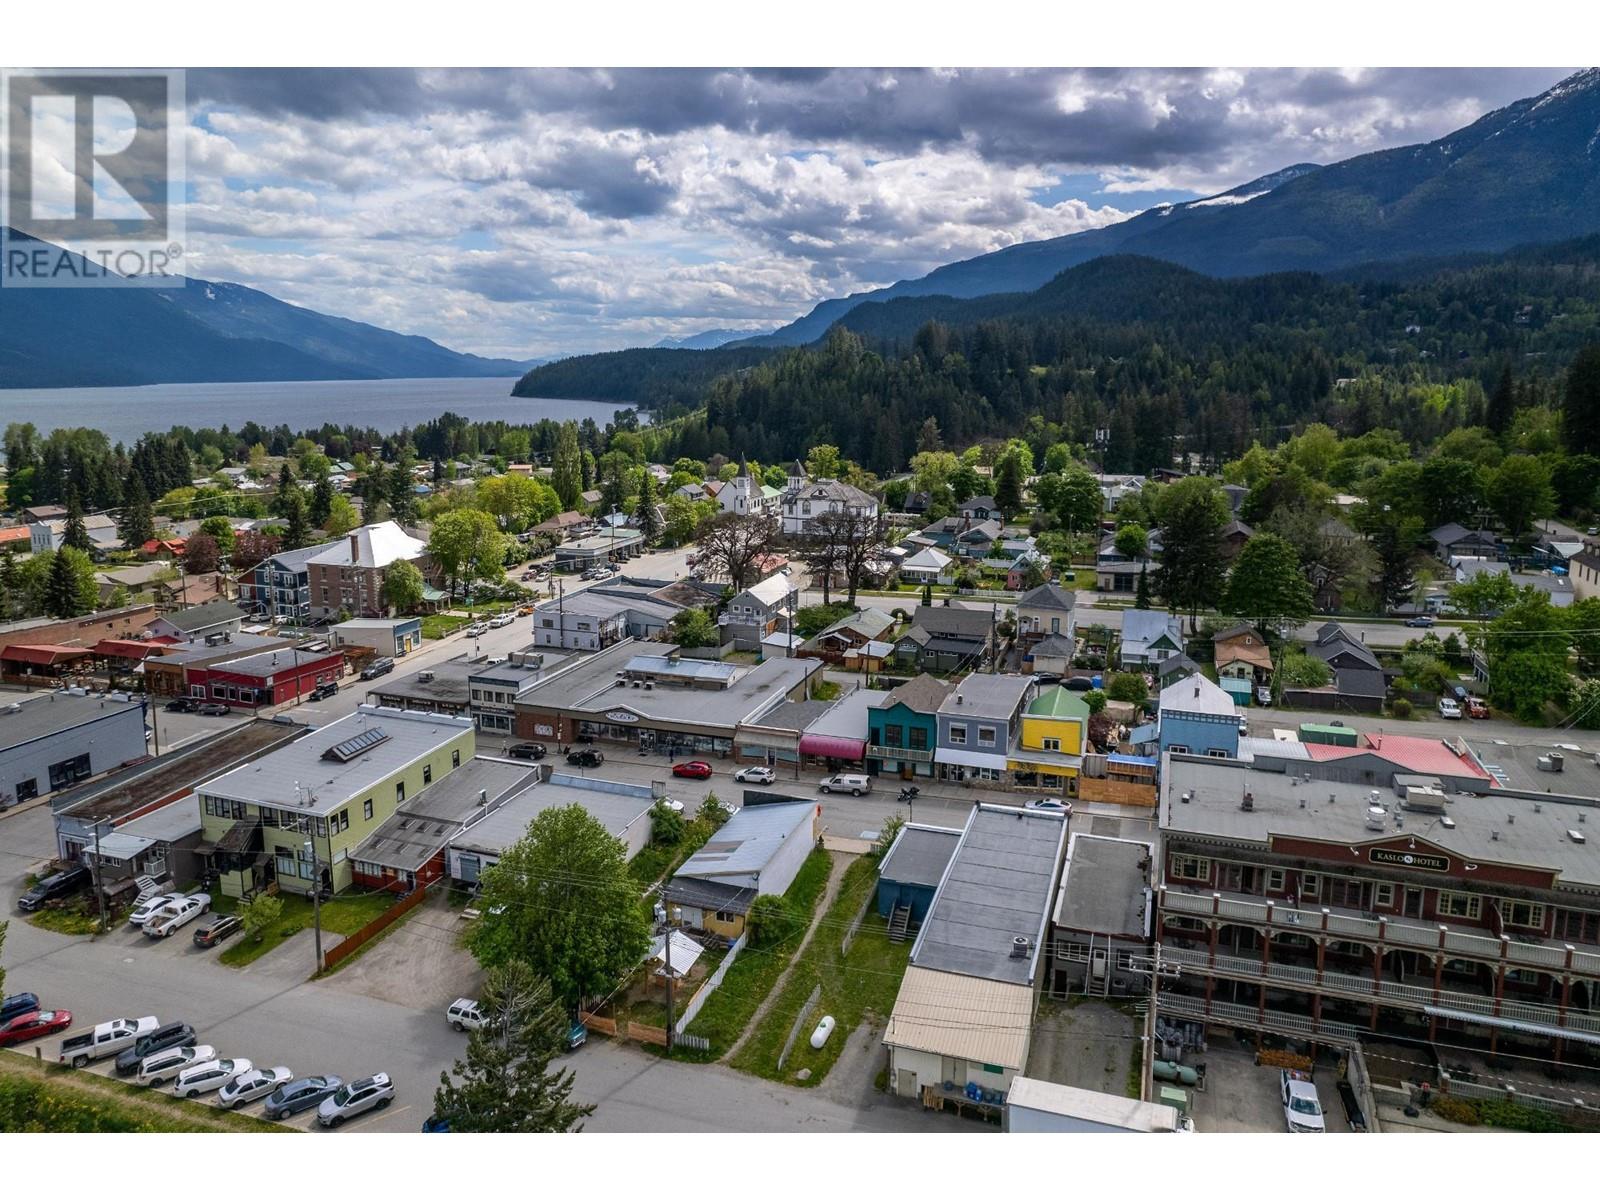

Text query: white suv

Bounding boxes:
[1438,697,1463,720]
[318,1073,395,1127]
[137,1044,216,1087]
[174,1057,251,1098]
[446,998,492,1033]
[818,773,871,796]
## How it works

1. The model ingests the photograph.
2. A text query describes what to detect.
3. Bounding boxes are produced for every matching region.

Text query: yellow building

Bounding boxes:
[1008,686,1088,796]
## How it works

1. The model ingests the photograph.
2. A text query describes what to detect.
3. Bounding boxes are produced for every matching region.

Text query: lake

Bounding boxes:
[0,377,638,446]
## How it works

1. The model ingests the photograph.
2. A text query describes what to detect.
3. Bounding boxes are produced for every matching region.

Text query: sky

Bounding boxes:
[173,67,1573,360]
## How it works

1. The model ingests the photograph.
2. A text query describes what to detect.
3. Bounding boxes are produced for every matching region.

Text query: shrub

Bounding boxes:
[1430,1095,1480,1126]
[746,894,800,947]
[1278,652,1332,689]
[1084,689,1107,714]
[1106,672,1149,705]
[650,802,685,846]
[1390,697,1414,719]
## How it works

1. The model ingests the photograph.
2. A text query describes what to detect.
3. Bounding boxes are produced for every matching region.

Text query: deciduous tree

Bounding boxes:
[1224,533,1313,637]
[551,422,583,510]
[695,511,775,592]
[428,509,508,601]
[382,559,426,615]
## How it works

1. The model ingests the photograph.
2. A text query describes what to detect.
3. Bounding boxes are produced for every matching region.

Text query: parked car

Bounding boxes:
[218,1065,294,1109]
[164,697,199,713]
[489,612,515,628]
[264,1074,343,1120]
[446,998,491,1033]
[360,657,395,680]
[128,891,185,928]
[1405,615,1436,628]
[505,742,546,761]
[17,865,92,913]
[197,702,231,717]
[318,1072,395,1126]
[136,1044,216,1087]
[60,1016,159,1067]
[115,1021,197,1075]
[1,992,41,1023]
[175,1057,252,1098]
[464,622,489,637]
[1465,696,1490,719]
[566,1021,587,1052]
[1063,676,1095,692]
[565,748,604,768]
[0,1008,71,1047]
[421,1114,451,1132]
[819,773,871,796]
[192,914,242,948]
[672,760,713,780]
[1281,1069,1326,1133]
[1437,697,1463,720]
[1025,798,1070,812]
[733,765,775,785]
[309,680,339,701]
[144,894,211,938]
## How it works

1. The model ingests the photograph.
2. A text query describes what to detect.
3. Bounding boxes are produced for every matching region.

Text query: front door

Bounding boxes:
[1404,888,1423,919]
[897,1068,919,1100]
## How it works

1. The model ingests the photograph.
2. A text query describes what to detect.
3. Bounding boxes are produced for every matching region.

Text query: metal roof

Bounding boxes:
[350,759,540,872]
[156,599,246,633]
[1159,673,1236,718]
[449,773,656,858]
[0,691,143,749]
[675,800,815,881]
[883,965,1035,1070]
[1006,1077,1179,1130]
[911,803,1066,985]
[878,823,962,890]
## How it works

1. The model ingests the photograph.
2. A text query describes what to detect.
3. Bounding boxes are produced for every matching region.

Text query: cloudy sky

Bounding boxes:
[178,67,1571,359]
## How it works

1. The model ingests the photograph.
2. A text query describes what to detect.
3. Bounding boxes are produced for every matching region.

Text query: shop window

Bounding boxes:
[423,764,433,785]
[1438,891,1481,920]
[1169,853,1210,882]
[949,724,967,745]
[1503,900,1545,929]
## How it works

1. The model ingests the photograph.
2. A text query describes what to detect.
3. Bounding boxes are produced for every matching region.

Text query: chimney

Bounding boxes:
[349,533,360,562]
[1240,791,1254,812]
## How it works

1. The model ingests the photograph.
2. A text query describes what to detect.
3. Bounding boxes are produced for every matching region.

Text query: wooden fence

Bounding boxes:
[319,886,427,972]
[579,1011,707,1052]
[1077,777,1157,807]
[674,931,748,1035]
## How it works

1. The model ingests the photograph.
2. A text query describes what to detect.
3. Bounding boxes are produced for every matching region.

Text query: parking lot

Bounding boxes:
[1189,1041,1354,1133]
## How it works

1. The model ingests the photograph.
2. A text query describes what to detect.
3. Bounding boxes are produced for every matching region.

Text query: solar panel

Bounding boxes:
[322,727,392,763]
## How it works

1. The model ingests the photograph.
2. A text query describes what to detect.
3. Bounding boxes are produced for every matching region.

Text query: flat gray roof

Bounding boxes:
[879,823,962,890]
[155,631,286,665]
[1054,833,1151,938]
[451,773,656,857]
[368,659,475,704]
[911,803,1066,985]
[1162,756,1600,888]
[351,758,540,872]
[939,673,1034,720]
[198,706,474,815]
[0,691,144,750]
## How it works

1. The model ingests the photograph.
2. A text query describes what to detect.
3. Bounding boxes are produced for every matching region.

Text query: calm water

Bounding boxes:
[0,377,638,445]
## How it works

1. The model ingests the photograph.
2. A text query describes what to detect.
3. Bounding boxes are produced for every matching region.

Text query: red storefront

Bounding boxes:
[186,645,345,709]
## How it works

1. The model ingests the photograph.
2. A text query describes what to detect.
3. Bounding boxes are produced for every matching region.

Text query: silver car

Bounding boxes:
[137,1044,216,1087]
[317,1072,395,1127]
[217,1065,293,1109]
[174,1056,251,1098]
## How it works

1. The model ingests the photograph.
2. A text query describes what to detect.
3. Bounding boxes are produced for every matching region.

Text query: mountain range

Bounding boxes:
[739,67,1600,346]
[0,229,531,389]
[651,328,755,350]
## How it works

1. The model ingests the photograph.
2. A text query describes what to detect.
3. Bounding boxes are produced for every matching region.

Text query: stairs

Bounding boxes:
[889,903,913,943]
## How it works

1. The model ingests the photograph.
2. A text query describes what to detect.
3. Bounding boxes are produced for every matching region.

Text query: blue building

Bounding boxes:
[1156,673,1240,762]
[875,823,961,933]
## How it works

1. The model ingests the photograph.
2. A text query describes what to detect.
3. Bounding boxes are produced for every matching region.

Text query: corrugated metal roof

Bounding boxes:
[674,800,814,880]
[884,965,1034,1069]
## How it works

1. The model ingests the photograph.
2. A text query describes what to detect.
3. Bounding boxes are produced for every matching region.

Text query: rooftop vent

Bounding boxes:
[1240,792,1254,813]
[1570,829,1587,844]
[1507,814,1516,825]
[1365,805,1386,832]
[1180,791,1191,804]
[1009,936,1030,959]
[417,671,434,683]
[1441,816,1457,829]
[1491,830,1500,841]
[1538,753,1565,773]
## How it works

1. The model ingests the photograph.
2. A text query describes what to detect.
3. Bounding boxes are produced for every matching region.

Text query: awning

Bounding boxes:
[937,747,1011,771]
[2,644,93,666]
[1007,749,1084,771]
[1426,1006,1600,1046]
[649,930,705,978]
[92,831,157,861]
[798,733,866,760]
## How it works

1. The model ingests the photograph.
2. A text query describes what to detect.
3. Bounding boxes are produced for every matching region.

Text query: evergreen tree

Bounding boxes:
[388,452,418,525]
[44,547,93,617]
[551,423,583,510]
[274,462,296,517]
[601,462,627,516]
[1223,533,1314,638]
[633,470,661,541]
[1153,477,1229,630]
[61,489,91,553]
[993,454,1024,518]
[1134,564,1151,609]
[1486,363,1516,436]
[1563,344,1600,457]
[432,961,592,1133]
[282,490,310,551]
[310,474,335,529]
[0,546,17,617]
[117,470,155,550]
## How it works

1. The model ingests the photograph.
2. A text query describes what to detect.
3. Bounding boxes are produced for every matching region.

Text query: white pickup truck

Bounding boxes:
[144,893,211,938]
[59,1016,160,1068]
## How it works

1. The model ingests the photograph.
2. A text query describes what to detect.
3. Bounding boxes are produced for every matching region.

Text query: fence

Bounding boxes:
[674,931,748,1035]
[580,1011,708,1051]
[838,882,877,955]
[1441,1074,1600,1130]
[1347,1042,1378,1133]
[776,984,823,1071]
[319,886,427,972]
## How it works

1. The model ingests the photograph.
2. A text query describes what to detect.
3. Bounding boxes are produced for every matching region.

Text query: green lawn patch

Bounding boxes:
[730,856,910,1086]
[218,889,396,967]
[27,905,102,936]
[0,1056,293,1132]
[677,848,833,1061]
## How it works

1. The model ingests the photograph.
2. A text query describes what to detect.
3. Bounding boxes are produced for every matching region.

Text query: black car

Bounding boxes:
[1063,676,1095,692]
[192,914,242,948]
[263,1073,343,1120]
[17,865,91,912]
[165,697,199,713]
[565,748,604,768]
[114,1021,196,1075]
[360,657,395,680]
[0,993,40,1023]
[506,742,546,761]
[309,680,340,701]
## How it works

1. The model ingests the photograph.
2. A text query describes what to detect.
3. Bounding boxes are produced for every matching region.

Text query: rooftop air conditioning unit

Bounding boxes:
[1009,936,1030,959]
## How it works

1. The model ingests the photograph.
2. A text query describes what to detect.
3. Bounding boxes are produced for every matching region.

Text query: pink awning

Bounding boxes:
[799,733,866,761]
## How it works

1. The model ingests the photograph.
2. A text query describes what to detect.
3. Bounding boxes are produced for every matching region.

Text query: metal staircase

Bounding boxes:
[889,903,913,943]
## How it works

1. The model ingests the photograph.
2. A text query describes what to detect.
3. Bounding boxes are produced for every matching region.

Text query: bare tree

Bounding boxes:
[797,525,844,605]
[695,511,776,592]
[813,509,889,606]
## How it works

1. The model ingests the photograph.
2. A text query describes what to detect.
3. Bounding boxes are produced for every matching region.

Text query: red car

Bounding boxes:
[0,1008,71,1047]
[672,760,714,780]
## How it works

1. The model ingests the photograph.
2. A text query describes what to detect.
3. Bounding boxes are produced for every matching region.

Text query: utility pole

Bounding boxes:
[91,820,108,934]
[304,832,324,974]
[663,919,675,1053]
[147,696,160,756]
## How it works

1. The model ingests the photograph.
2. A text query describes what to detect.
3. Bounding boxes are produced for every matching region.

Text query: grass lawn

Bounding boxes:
[218,889,396,967]
[677,848,833,1061]
[0,1055,293,1132]
[421,614,469,639]
[730,856,911,1085]
[27,905,102,936]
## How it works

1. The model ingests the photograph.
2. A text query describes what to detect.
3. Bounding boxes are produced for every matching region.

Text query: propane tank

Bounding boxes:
[809,1015,836,1049]
[1152,1060,1200,1087]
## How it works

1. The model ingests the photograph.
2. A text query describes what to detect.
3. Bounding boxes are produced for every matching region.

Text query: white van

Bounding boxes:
[818,774,871,796]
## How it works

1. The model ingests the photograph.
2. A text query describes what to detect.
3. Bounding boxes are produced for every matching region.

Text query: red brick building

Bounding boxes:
[185,644,345,709]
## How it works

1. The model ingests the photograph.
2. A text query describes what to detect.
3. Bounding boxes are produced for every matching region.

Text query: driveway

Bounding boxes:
[319,891,480,1012]
[1025,999,1140,1095]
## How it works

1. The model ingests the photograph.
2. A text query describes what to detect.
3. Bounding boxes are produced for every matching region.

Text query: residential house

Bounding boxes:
[1008,686,1088,797]
[307,521,430,621]
[894,604,993,674]
[1449,558,1574,609]
[1156,673,1239,762]
[1119,610,1183,670]
[780,475,880,538]
[195,706,477,898]
[1572,541,1600,602]
[898,546,954,585]
[149,599,246,642]
[1220,483,1248,514]
[1293,622,1388,713]
[663,800,819,940]
[866,674,953,781]
[883,804,1067,1105]
[240,540,335,625]
[960,495,1000,522]
[533,590,679,651]
[936,672,1036,784]
[1220,519,1253,560]
[804,607,896,666]
[531,510,593,540]
[1098,474,1145,512]
[1015,582,1077,647]
[1025,634,1076,676]
[1430,522,1500,562]
[447,771,656,883]
[720,573,800,651]
[1212,623,1273,695]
